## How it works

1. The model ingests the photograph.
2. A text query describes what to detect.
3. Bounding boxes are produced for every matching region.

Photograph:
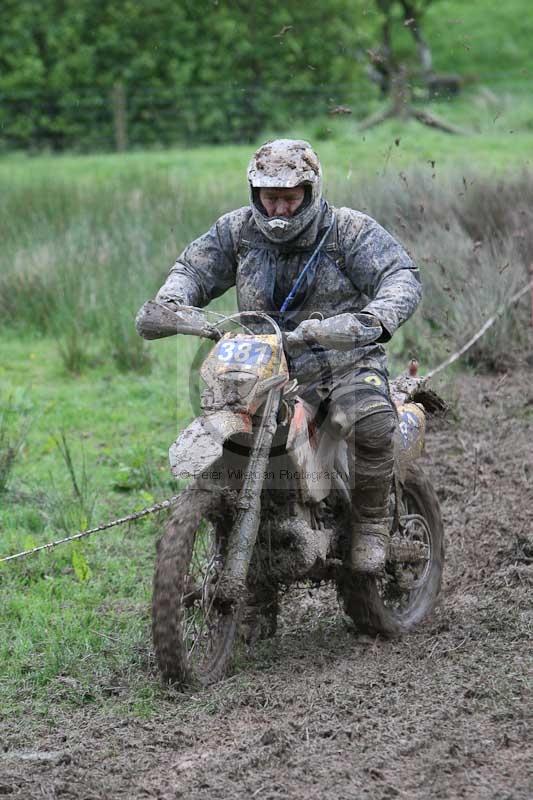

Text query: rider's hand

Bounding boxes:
[155,300,220,340]
[285,319,322,347]
[285,313,383,351]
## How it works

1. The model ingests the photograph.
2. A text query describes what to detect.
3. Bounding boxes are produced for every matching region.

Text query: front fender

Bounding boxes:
[169,410,252,480]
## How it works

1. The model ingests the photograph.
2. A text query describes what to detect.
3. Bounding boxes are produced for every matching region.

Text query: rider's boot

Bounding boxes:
[350,516,391,574]
[349,412,395,574]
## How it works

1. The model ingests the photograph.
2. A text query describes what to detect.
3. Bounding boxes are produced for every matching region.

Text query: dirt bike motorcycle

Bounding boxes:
[136,300,444,686]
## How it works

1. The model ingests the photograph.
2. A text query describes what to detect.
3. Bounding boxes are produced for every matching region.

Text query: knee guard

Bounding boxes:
[352,410,396,477]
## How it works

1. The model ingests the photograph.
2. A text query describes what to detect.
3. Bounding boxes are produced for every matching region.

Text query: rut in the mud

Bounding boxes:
[1,364,532,800]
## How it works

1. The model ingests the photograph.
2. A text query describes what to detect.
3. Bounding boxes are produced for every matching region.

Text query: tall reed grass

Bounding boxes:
[0,391,33,493]
[1,165,531,372]
[337,169,533,369]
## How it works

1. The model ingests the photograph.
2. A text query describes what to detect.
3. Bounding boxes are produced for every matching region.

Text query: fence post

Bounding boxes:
[529,263,533,328]
[111,82,128,152]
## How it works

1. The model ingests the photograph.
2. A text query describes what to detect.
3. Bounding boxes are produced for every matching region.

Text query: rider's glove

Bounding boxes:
[285,312,383,351]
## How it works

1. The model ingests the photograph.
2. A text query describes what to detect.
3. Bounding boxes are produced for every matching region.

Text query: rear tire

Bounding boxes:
[152,484,241,686]
[338,463,444,636]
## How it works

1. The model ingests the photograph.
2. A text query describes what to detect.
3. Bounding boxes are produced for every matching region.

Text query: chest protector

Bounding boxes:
[236,209,367,330]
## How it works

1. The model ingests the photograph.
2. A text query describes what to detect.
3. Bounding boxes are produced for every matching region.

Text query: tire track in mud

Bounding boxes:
[1,366,532,799]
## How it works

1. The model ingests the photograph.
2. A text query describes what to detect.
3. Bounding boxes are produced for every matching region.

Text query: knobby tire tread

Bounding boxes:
[340,463,444,637]
[152,483,238,687]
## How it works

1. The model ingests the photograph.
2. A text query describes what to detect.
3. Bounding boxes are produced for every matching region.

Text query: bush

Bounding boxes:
[0,1,369,150]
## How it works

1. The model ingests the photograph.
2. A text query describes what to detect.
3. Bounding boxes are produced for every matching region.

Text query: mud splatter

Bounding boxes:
[1,360,532,799]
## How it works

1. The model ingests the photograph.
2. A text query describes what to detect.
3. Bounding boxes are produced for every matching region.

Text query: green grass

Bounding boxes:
[1,101,531,374]
[425,0,533,79]
[3,89,533,188]
[0,331,199,718]
[1,96,533,718]
[2,0,533,720]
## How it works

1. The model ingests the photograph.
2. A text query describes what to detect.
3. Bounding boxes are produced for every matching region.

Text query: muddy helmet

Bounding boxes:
[247,139,322,243]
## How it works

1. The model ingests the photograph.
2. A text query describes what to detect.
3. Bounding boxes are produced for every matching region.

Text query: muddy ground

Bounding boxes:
[1,362,532,799]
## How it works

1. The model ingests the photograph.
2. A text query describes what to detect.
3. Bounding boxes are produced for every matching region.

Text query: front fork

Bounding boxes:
[218,389,282,602]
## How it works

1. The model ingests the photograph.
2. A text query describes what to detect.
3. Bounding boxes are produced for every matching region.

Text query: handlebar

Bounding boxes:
[135,300,220,341]
[136,301,375,354]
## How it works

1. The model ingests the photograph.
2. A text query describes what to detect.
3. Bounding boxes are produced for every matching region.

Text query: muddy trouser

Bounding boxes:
[326,369,396,527]
[247,368,395,626]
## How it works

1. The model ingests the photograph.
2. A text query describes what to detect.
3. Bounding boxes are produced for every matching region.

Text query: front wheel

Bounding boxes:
[152,484,241,686]
[338,463,444,636]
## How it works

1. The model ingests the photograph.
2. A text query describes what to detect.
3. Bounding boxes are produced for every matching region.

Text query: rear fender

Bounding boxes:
[169,410,252,480]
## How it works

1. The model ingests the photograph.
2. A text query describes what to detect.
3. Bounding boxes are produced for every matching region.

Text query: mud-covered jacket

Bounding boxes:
[155,201,422,388]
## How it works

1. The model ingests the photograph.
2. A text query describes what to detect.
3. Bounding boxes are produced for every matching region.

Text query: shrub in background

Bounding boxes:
[0,0,370,150]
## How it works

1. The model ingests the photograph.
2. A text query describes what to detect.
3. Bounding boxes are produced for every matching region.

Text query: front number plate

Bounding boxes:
[215,340,272,367]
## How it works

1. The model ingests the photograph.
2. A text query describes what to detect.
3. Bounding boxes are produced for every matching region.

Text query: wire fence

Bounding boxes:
[2,274,533,565]
[1,75,531,153]
[0,82,380,151]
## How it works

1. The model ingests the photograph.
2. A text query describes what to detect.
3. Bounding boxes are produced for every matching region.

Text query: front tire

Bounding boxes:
[152,484,241,686]
[338,463,444,636]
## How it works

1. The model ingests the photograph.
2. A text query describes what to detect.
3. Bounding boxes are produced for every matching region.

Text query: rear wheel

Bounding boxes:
[338,463,444,636]
[152,484,241,686]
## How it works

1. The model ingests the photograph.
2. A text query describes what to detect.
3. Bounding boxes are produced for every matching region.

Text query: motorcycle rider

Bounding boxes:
[151,139,421,574]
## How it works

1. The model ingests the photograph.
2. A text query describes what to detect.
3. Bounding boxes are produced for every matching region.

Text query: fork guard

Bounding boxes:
[169,410,252,480]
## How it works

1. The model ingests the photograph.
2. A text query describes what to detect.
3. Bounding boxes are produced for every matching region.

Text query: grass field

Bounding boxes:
[3,89,533,185]
[1,93,533,718]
